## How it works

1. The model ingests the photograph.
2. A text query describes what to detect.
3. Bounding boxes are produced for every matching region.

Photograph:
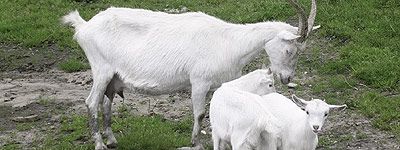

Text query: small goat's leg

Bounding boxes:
[86,71,113,150]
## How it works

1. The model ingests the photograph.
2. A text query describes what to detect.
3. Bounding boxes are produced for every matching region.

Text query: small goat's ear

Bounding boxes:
[291,94,307,109]
[267,68,272,75]
[279,30,300,41]
[329,104,347,112]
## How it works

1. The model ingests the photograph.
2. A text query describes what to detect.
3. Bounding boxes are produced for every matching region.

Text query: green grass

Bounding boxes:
[16,123,31,131]
[59,57,90,72]
[356,91,400,139]
[36,114,191,150]
[115,115,192,150]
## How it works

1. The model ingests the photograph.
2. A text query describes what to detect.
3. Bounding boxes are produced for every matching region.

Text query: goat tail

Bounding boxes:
[61,10,87,29]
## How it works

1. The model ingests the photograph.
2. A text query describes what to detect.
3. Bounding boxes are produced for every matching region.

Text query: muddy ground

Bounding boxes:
[0,67,399,150]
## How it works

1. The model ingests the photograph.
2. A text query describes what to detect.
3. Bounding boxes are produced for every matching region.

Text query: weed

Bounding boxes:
[0,143,19,150]
[169,95,175,102]
[356,130,368,139]
[118,105,128,113]
[345,134,353,141]
[356,91,400,140]
[116,115,191,150]
[59,57,90,72]
[38,96,56,105]
[37,113,192,149]
[16,123,31,131]
[139,99,147,105]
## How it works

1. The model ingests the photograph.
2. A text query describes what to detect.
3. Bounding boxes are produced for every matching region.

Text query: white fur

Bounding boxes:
[260,93,347,150]
[210,69,279,150]
[62,7,307,149]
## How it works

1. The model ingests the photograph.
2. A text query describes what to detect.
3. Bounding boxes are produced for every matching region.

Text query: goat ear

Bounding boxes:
[267,68,272,75]
[329,104,347,112]
[279,30,300,41]
[291,94,307,109]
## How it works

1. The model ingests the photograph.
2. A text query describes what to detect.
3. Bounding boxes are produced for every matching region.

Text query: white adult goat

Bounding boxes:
[62,0,318,149]
[261,93,347,150]
[210,69,280,150]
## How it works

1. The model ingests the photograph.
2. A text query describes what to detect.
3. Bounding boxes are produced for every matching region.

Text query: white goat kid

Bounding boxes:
[220,68,275,95]
[210,69,279,150]
[61,0,317,149]
[261,93,347,150]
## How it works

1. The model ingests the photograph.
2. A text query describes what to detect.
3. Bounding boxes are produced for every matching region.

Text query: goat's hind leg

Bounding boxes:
[101,78,121,148]
[86,71,114,150]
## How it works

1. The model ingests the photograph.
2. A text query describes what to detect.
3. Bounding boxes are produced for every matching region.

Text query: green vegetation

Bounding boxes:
[38,96,56,105]
[59,57,90,72]
[357,91,400,137]
[37,114,191,150]
[16,123,31,131]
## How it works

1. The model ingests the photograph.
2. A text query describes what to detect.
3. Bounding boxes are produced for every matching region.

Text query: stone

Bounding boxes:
[287,82,298,88]
[12,115,40,123]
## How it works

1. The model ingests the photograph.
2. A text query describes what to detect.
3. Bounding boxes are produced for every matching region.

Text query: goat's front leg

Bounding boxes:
[190,82,211,150]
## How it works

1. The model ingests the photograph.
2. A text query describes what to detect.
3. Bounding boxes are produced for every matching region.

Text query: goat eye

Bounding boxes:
[306,111,309,115]
[324,113,328,117]
[269,84,273,87]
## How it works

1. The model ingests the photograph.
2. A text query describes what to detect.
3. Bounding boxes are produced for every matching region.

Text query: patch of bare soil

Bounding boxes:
[0,68,399,149]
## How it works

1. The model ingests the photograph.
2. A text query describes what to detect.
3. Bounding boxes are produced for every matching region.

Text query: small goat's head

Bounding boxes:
[264,0,319,85]
[253,67,275,95]
[291,95,347,134]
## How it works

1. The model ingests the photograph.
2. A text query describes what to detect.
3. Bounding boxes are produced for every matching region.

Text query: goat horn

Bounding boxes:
[307,0,317,37]
[286,0,308,43]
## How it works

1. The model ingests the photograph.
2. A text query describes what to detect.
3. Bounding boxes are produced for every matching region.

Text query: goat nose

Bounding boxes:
[313,125,319,130]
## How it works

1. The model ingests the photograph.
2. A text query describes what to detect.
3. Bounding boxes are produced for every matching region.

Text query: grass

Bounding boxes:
[16,123,31,131]
[356,91,400,138]
[33,113,191,150]
[38,96,56,105]
[0,0,399,148]
[59,57,90,72]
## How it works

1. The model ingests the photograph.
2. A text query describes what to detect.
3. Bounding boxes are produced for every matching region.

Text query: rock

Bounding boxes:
[201,130,207,135]
[4,98,12,102]
[12,115,40,123]
[4,78,12,83]
[287,83,298,88]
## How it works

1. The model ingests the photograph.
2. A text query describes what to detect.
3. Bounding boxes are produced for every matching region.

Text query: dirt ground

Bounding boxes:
[0,68,399,150]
